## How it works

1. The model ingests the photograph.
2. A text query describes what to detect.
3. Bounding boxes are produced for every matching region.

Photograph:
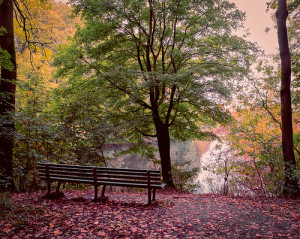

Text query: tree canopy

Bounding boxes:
[54,0,257,186]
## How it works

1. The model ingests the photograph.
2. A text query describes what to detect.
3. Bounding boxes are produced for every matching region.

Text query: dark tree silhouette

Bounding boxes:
[0,0,17,191]
[276,0,300,197]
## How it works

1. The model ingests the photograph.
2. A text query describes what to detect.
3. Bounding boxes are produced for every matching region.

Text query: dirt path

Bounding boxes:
[1,190,300,238]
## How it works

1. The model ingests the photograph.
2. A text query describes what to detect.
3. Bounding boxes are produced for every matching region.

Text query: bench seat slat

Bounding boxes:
[38,163,94,169]
[95,174,161,181]
[96,180,165,189]
[39,171,93,177]
[97,170,161,176]
[38,163,160,173]
[39,168,161,177]
[40,174,93,181]
[40,175,162,185]
[40,176,164,188]
[95,167,160,173]
[40,176,94,184]
[96,178,162,185]
[40,171,161,180]
[39,172,162,181]
[38,167,92,174]
[97,171,160,176]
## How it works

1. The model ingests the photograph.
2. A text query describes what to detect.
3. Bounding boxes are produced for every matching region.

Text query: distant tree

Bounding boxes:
[55,0,256,187]
[0,0,16,191]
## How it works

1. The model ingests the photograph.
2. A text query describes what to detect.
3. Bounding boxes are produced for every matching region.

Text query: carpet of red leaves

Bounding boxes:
[1,189,300,238]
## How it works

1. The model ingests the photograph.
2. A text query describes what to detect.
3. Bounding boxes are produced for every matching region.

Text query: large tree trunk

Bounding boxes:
[154,121,175,188]
[0,0,16,191]
[276,0,300,197]
[151,99,175,187]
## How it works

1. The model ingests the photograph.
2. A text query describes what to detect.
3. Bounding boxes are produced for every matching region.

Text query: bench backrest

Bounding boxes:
[38,163,163,187]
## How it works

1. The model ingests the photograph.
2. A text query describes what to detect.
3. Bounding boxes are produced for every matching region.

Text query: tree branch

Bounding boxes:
[165,85,176,124]
[81,58,153,110]
[135,127,157,137]
[249,78,282,129]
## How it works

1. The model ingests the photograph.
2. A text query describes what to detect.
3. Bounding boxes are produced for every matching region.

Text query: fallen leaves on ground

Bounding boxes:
[1,189,300,238]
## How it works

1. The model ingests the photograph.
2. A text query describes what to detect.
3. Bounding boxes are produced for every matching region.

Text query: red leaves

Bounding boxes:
[1,190,300,238]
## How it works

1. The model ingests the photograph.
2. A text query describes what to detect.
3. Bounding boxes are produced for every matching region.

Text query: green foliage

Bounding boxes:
[0,48,14,71]
[54,0,257,167]
[9,0,87,191]
[266,0,300,114]
[172,162,200,192]
[0,27,13,70]
[0,26,7,36]
[171,142,200,192]
[13,110,56,191]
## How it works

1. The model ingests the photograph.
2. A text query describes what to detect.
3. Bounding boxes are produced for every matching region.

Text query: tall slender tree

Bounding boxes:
[276,0,300,196]
[0,0,16,191]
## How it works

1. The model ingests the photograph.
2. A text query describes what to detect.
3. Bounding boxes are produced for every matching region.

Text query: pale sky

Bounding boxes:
[231,0,278,55]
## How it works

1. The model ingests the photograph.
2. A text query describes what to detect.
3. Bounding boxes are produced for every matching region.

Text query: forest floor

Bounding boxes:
[1,189,300,238]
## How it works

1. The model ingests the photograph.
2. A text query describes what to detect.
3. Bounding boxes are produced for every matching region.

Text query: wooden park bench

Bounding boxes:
[38,162,166,204]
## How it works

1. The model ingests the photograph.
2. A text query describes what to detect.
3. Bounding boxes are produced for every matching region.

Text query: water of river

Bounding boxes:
[105,140,223,193]
[194,140,223,193]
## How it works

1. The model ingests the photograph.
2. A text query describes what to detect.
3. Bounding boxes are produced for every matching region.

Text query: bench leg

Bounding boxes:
[152,189,156,201]
[56,181,61,193]
[148,188,151,204]
[101,185,106,197]
[94,185,98,201]
[47,180,51,195]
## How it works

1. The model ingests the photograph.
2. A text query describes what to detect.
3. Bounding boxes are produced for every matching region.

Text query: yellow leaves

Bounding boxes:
[43,48,52,59]
[13,0,81,113]
[228,105,282,153]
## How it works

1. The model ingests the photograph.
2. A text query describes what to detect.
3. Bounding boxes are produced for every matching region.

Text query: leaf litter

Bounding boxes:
[1,189,299,238]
